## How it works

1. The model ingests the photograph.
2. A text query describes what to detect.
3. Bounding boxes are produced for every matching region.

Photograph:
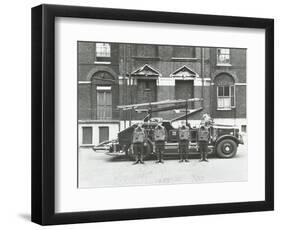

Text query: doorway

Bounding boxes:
[175,80,194,100]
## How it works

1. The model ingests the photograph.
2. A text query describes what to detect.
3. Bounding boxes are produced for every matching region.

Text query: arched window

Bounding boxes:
[214,73,235,110]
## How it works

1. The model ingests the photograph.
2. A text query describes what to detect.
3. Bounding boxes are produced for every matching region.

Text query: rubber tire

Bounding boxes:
[216,139,237,158]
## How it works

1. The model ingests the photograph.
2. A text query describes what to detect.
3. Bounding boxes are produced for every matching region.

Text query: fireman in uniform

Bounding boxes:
[201,113,213,126]
[178,122,190,163]
[154,123,167,163]
[198,124,210,162]
[132,123,146,164]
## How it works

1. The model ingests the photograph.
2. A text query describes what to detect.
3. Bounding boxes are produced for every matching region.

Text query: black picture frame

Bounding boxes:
[31,4,274,225]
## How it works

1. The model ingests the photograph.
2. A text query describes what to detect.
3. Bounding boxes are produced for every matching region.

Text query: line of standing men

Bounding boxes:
[131,122,210,164]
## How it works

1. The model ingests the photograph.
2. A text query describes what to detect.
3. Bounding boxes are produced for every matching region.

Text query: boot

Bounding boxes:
[200,153,208,162]
[133,153,140,164]
[159,154,164,163]
[139,155,145,164]
[179,155,184,163]
[203,153,208,162]
[155,153,160,163]
[133,159,140,165]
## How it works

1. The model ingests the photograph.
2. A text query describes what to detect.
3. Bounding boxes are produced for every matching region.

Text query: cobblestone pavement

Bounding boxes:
[78,139,247,188]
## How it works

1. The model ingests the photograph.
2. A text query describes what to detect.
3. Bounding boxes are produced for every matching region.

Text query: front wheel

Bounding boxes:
[216,139,237,158]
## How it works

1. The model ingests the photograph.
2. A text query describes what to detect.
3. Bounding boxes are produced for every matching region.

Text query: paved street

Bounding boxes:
[78,139,247,188]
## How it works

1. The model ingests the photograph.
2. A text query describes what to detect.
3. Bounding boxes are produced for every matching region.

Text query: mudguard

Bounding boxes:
[215,135,240,147]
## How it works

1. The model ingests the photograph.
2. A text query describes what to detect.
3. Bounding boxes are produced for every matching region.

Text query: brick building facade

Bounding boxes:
[78,42,246,146]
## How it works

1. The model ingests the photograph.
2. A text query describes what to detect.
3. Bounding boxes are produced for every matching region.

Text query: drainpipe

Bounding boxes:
[123,45,127,129]
[185,99,188,126]
[201,48,205,109]
[128,44,132,126]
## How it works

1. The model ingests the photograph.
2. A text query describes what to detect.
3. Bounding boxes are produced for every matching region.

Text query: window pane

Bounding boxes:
[218,86,224,96]
[217,97,231,109]
[217,48,230,64]
[224,86,230,96]
[224,98,231,108]
[218,55,230,64]
[96,43,111,57]
[217,98,224,108]
[220,48,230,54]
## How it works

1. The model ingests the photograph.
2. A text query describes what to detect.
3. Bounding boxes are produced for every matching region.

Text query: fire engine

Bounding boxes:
[93,98,244,159]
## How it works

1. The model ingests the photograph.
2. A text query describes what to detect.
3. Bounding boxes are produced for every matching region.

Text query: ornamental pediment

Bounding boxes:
[170,65,198,78]
[131,64,161,77]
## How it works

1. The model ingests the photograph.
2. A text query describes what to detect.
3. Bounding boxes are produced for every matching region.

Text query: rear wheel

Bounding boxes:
[216,139,237,158]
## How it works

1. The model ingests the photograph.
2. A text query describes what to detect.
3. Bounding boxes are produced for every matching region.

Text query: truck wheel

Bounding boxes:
[216,139,237,158]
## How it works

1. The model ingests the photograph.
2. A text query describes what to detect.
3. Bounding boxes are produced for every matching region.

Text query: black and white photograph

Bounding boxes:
[78,42,247,188]
[29,2,274,226]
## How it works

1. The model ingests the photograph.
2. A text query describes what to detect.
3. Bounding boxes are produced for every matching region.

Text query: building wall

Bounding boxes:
[78,42,120,81]
[79,122,120,146]
[210,48,246,119]
[78,41,121,146]
[119,44,212,121]
[235,85,247,118]
[78,41,120,121]
[78,43,247,146]
[78,83,92,120]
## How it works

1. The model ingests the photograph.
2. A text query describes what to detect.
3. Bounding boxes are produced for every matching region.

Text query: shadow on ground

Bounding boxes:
[18,213,30,222]
[105,153,219,162]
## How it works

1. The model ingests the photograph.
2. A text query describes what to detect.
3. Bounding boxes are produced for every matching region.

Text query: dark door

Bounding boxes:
[82,127,92,144]
[175,80,194,100]
[99,126,109,143]
[137,79,157,103]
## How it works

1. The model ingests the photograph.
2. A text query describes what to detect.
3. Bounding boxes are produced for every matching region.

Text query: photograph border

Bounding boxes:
[31,4,274,225]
